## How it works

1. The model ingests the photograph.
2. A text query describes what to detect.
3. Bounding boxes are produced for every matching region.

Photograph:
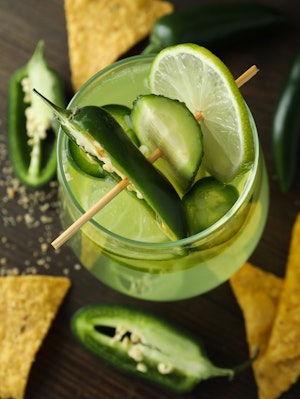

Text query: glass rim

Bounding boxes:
[57,54,260,251]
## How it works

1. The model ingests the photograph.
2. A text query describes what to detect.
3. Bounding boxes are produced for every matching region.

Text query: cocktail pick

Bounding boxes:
[235,65,259,87]
[51,65,258,249]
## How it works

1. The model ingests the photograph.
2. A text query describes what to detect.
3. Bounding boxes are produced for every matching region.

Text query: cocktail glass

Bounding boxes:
[57,54,269,301]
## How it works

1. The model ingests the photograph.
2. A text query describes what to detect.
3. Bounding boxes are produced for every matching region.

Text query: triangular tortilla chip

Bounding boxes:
[267,213,300,362]
[230,262,300,399]
[0,275,71,399]
[65,0,174,91]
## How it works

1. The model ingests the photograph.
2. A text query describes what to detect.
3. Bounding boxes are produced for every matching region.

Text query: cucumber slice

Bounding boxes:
[131,94,203,197]
[183,177,239,234]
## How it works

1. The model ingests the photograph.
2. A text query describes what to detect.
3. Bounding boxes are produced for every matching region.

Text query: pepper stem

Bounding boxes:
[232,347,259,376]
[141,36,163,55]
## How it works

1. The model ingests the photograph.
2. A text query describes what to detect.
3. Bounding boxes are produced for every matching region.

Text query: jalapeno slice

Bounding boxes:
[183,177,239,234]
[103,104,139,146]
[68,104,139,178]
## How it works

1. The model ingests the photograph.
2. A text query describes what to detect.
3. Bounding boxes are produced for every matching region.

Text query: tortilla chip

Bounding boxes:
[267,213,300,362]
[65,0,174,91]
[0,275,71,399]
[230,262,283,355]
[230,262,300,399]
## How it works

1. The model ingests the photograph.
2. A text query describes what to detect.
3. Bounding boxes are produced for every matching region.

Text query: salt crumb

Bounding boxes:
[0,258,7,265]
[40,215,53,224]
[74,263,81,270]
[40,243,48,253]
[0,132,83,277]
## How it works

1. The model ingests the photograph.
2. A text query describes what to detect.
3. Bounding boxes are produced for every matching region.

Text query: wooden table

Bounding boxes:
[1,0,299,398]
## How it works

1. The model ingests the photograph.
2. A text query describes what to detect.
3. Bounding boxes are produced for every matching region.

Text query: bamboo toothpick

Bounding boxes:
[194,65,258,122]
[51,65,258,250]
[235,65,259,88]
[51,148,162,249]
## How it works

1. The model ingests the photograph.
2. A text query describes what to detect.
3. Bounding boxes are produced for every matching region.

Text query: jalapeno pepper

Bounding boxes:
[143,4,285,54]
[68,104,137,178]
[7,40,65,188]
[272,50,300,192]
[34,90,188,240]
[71,303,253,393]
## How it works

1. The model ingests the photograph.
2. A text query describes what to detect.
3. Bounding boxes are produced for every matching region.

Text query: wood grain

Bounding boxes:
[0,1,299,398]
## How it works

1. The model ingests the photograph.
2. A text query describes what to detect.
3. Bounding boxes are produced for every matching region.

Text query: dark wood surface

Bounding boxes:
[1,0,300,398]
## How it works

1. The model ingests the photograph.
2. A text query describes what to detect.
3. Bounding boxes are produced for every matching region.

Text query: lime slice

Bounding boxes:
[149,44,254,182]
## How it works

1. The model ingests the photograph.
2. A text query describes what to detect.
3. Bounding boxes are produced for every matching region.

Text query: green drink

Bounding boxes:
[57,54,269,300]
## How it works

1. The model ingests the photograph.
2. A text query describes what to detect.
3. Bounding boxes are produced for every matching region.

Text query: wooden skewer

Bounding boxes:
[51,66,258,249]
[51,148,162,249]
[195,65,259,122]
[235,65,259,88]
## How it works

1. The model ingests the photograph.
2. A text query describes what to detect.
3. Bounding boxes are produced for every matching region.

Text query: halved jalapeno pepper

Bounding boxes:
[7,40,65,188]
[34,91,188,240]
[71,303,253,393]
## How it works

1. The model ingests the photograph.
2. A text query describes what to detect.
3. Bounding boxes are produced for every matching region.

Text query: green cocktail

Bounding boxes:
[57,54,269,300]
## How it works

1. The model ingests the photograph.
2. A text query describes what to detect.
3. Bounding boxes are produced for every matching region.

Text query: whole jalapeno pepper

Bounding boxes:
[272,50,300,192]
[7,40,65,188]
[71,303,253,393]
[34,90,188,240]
[143,3,285,54]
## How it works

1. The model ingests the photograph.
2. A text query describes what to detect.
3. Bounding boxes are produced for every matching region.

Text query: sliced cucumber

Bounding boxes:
[183,177,239,234]
[131,94,203,197]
